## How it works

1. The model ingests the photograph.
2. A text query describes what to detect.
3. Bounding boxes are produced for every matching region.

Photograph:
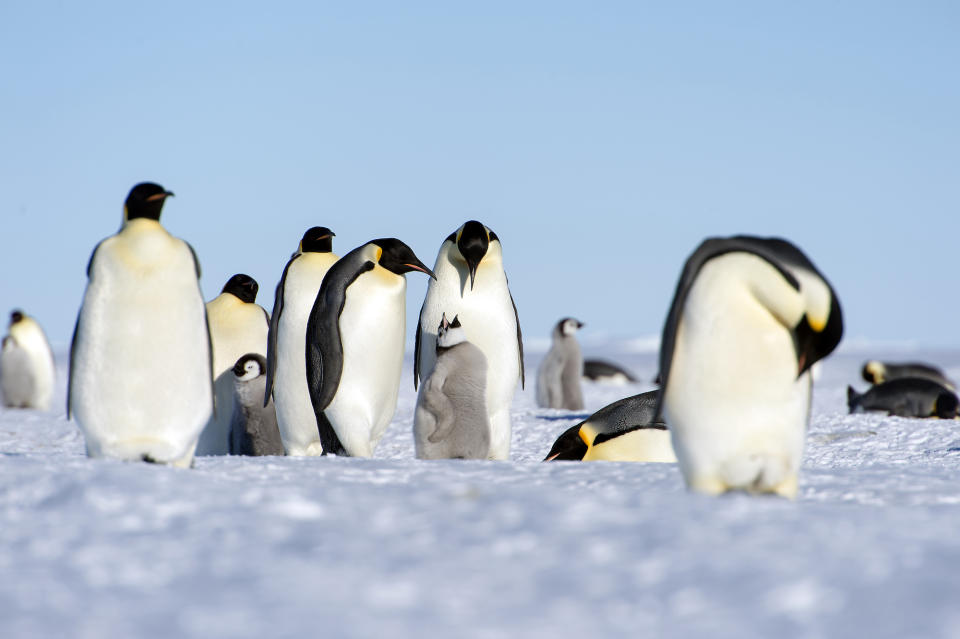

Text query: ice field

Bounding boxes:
[2,341,960,638]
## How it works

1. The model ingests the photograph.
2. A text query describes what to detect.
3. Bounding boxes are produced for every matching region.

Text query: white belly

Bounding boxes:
[1,321,55,410]
[325,268,406,457]
[70,224,213,467]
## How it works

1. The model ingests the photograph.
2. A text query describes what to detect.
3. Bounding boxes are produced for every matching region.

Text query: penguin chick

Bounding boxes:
[861,360,955,391]
[229,353,284,455]
[414,314,490,460]
[847,378,959,418]
[0,310,56,410]
[582,359,639,385]
[536,317,585,410]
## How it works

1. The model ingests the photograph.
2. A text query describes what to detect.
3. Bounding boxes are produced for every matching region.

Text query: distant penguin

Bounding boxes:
[307,238,435,457]
[544,390,674,462]
[265,227,338,456]
[414,314,490,460]
[197,274,270,455]
[229,353,284,455]
[861,360,955,391]
[656,236,843,498]
[0,310,56,410]
[414,221,524,460]
[583,359,639,385]
[68,182,213,467]
[847,379,959,418]
[536,318,585,410]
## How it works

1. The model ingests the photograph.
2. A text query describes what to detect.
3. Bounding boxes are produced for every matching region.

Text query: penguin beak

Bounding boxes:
[577,321,585,329]
[467,261,479,290]
[404,263,437,280]
[146,191,174,202]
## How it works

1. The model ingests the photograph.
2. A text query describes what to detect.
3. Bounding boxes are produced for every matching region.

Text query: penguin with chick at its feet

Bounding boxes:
[68,182,213,467]
[414,221,524,461]
[264,227,338,456]
[307,238,435,457]
[536,317,585,410]
[0,309,56,410]
[655,236,843,498]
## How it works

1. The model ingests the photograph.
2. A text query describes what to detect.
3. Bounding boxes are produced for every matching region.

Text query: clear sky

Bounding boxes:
[2,2,958,349]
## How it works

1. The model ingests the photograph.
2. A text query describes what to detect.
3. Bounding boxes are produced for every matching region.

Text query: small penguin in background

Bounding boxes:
[544,389,674,462]
[847,378,959,418]
[656,236,843,498]
[229,353,284,456]
[0,310,56,410]
[415,221,524,461]
[197,274,270,456]
[69,182,212,467]
[536,318,585,410]
[414,314,490,460]
[265,227,338,456]
[307,238,435,457]
[861,360,955,391]
[582,359,639,385]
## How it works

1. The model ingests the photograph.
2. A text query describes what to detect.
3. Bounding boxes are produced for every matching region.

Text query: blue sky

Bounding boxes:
[2,2,958,348]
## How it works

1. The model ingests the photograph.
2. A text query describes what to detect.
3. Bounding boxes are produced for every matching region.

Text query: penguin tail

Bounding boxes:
[846,385,861,413]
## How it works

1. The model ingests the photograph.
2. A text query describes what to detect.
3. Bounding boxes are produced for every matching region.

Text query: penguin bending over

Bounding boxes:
[198,274,269,455]
[536,317,584,410]
[544,389,675,462]
[583,359,639,385]
[414,314,490,460]
[307,238,435,457]
[847,378,959,418]
[69,182,213,467]
[265,227,338,455]
[230,353,284,455]
[861,360,955,391]
[655,236,843,498]
[414,221,524,460]
[0,310,56,410]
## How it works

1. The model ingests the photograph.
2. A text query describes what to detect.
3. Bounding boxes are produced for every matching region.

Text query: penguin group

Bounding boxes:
[847,360,958,419]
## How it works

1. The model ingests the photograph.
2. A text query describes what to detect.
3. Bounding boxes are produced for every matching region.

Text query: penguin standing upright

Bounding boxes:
[655,236,843,498]
[536,317,585,410]
[264,227,338,456]
[306,238,435,457]
[68,182,213,467]
[0,310,56,410]
[197,274,269,455]
[229,353,284,455]
[414,221,523,460]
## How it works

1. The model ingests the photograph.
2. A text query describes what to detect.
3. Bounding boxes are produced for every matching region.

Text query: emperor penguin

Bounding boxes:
[197,274,270,455]
[414,221,524,461]
[306,238,435,457]
[861,360,955,391]
[583,359,639,385]
[0,310,56,410]
[847,378,959,418]
[68,182,213,467]
[655,235,843,498]
[544,390,675,462]
[536,317,585,410]
[414,314,490,460]
[229,353,284,455]
[264,227,338,456]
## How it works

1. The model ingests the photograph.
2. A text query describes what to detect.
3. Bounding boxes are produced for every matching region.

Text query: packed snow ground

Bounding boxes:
[2,342,960,638]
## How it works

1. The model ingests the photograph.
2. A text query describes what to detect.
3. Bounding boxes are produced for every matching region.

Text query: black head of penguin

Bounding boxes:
[124,182,174,222]
[371,238,437,279]
[457,221,490,290]
[935,390,960,419]
[793,291,844,377]
[301,226,335,253]
[9,310,24,325]
[222,274,259,304]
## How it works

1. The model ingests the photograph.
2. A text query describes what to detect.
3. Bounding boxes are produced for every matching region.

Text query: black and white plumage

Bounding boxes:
[536,317,584,410]
[861,361,955,391]
[229,353,284,456]
[848,378,959,418]
[0,310,56,410]
[582,359,638,385]
[655,235,843,498]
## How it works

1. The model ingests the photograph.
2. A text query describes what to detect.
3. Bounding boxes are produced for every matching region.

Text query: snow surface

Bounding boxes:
[2,343,960,638]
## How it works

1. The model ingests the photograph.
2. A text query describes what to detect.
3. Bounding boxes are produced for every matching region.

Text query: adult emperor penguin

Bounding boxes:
[307,238,435,457]
[264,226,338,456]
[861,360,955,391]
[0,310,56,410]
[847,378,959,418]
[414,220,524,460]
[655,235,843,498]
[536,317,585,410]
[229,353,284,455]
[68,182,213,467]
[197,274,269,455]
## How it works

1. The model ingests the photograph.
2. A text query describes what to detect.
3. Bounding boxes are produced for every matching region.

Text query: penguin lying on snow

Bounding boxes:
[656,235,843,498]
[536,318,585,410]
[544,389,675,462]
[414,314,490,460]
[1,310,56,410]
[582,359,638,385]
[861,360,955,391]
[230,353,284,455]
[847,379,959,418]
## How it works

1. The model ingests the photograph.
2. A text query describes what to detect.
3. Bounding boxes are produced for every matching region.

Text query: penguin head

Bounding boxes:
[370,239,436,279]
[862,361,885,385]
[436,313,467,349]
[9,310,24,326]
[222,274,259,303]
[543,423,588,461]
[451,220,494,290]
[934,390,960,419]
[232,353,266,381]
[300,226,335,253]
[124,182,174,223]
[556,317,584,338]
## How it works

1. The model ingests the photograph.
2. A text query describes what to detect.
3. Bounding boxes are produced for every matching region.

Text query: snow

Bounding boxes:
[2,344,960,638]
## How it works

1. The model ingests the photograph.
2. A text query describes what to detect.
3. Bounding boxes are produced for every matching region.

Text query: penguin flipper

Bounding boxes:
[414,309,424,391]
[185,241,202,278]
[509,290,525,389]
[66,313,81,419]
[265,255,297,406]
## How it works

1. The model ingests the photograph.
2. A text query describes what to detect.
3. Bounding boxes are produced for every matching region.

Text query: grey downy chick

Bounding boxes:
[536,317,584,410]
[230,353,284,455]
